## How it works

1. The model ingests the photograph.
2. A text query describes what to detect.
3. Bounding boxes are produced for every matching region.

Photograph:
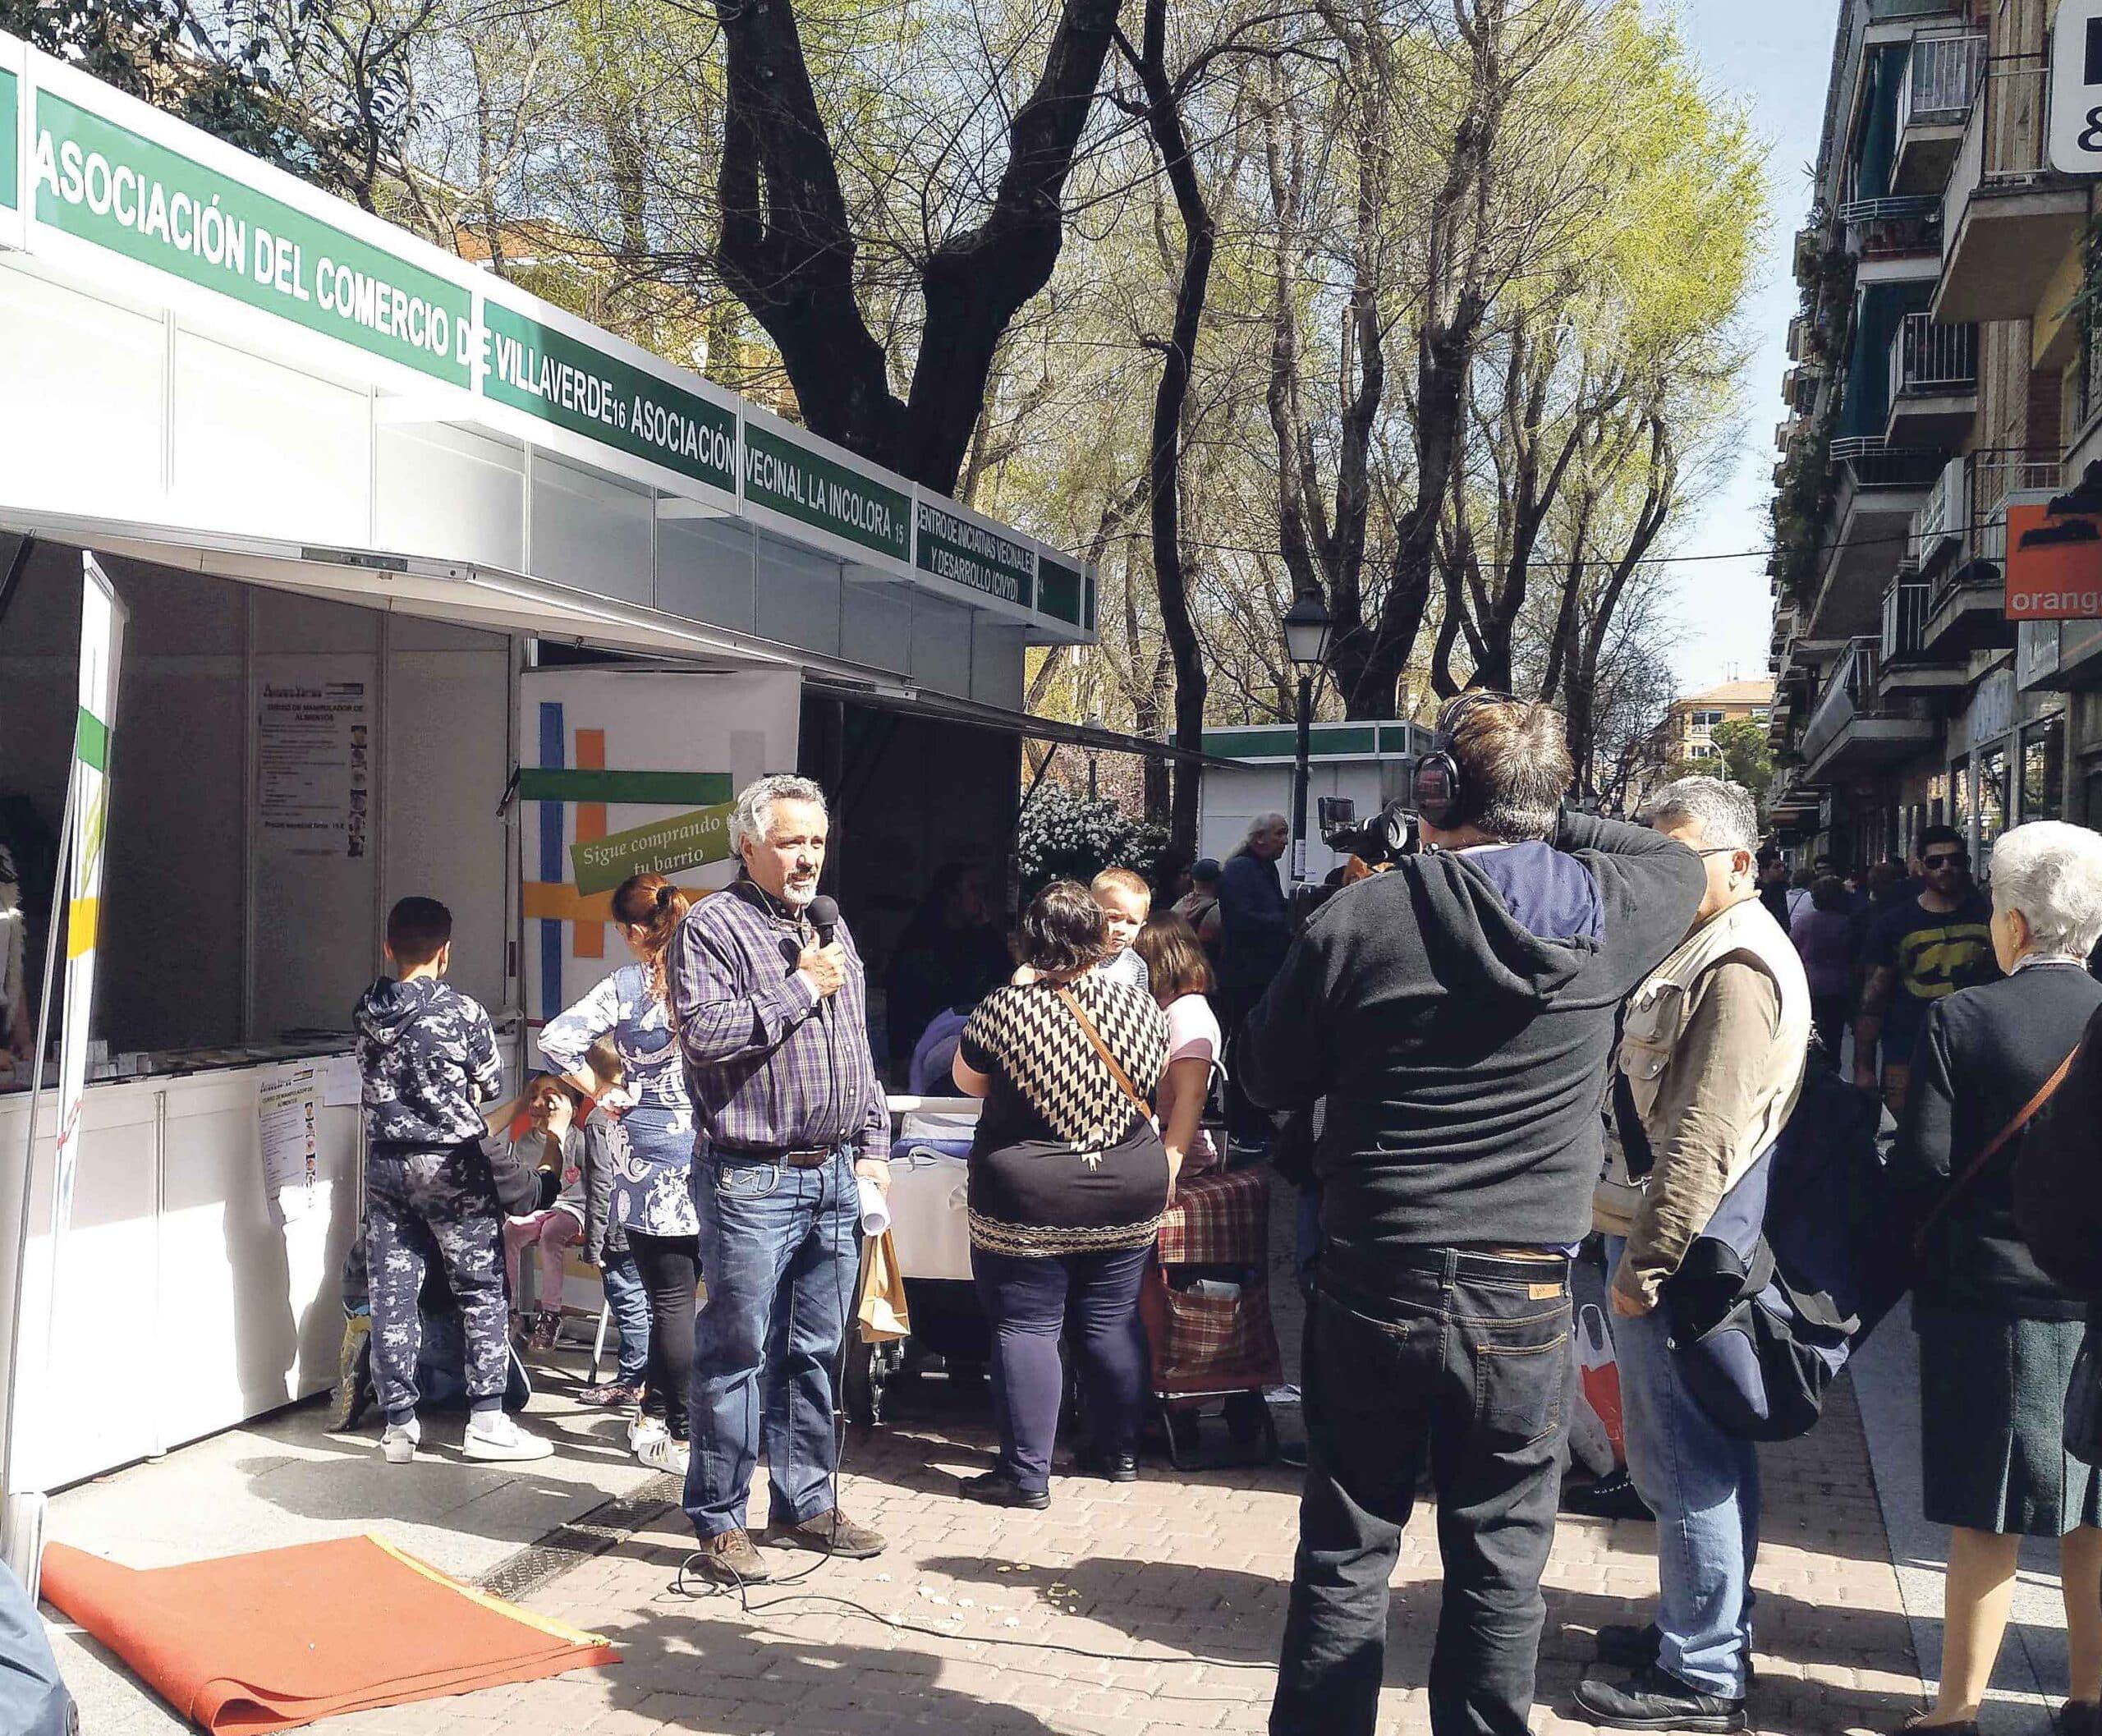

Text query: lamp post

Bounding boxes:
[1281,590,1333,885]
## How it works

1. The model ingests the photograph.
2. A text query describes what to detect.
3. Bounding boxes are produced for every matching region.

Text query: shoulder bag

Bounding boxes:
[2013,1022,2102,1299]
[1053,982,1155,1123]
[1912,1042,2081,1262]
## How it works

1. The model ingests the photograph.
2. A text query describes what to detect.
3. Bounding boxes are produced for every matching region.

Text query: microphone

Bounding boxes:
[807,894,840,948]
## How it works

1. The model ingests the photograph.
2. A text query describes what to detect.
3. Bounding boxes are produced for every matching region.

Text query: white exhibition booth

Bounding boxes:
[0,26,1106,1501]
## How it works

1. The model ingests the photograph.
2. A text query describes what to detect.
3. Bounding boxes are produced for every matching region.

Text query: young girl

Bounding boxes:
[538,872,699,1472]
[498,1075,586,1349]
[1134,912,1223,1195]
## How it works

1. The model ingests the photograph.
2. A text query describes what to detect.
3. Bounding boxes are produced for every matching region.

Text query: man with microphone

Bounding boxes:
[668,774,890,1585]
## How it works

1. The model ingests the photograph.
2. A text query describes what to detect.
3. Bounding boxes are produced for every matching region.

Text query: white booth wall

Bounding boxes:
[0,543,517,1489]
[0,541,515,1040]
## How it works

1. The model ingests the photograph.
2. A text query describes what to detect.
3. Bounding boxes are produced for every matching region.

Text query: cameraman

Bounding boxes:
[1248,693,1703,1736]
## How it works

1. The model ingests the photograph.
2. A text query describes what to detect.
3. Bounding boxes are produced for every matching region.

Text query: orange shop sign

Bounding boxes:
[2005,502,2102,619]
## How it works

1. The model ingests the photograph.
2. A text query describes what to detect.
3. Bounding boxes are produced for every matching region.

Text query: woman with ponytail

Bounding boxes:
[538,872,701,1472]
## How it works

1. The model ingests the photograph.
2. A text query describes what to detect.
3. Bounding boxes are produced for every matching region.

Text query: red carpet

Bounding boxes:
[41,1535,618,1732]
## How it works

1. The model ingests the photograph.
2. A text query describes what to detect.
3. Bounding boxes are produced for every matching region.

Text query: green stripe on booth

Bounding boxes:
[75,707,108,771]
[516,768,731,806]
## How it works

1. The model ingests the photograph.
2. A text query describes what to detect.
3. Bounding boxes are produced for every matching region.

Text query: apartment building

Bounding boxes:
[1766,0,2101,876]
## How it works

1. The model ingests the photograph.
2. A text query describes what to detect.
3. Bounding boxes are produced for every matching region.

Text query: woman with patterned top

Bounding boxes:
[538,872,699,1473]
[950,880,1170,1508]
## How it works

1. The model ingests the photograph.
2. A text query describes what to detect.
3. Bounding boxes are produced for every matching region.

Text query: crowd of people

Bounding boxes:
[341,700,2102,1735]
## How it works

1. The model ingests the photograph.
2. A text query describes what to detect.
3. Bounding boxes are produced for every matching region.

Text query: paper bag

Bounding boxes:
[856,1229,912,1343]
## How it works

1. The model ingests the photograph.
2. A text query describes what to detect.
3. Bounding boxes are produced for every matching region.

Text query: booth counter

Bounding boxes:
[0,1057,357,1490]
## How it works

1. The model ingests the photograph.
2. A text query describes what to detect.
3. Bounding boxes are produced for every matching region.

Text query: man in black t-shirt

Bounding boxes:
[1853,825,1999,1117]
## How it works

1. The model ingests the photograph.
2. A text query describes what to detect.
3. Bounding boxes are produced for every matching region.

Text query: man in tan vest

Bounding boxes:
[1578,777,1810,1734]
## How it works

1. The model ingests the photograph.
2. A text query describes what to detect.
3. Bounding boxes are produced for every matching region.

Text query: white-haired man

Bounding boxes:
[1580,777,1811,1732]
[668,774,889,1584]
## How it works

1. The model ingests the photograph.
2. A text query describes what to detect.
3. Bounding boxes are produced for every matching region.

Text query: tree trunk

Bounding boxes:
[1125,0,1216,854]
[713,0,1122,493]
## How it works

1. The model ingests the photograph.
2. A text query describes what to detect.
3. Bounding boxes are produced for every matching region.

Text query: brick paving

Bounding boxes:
[279,1362,1918,1736]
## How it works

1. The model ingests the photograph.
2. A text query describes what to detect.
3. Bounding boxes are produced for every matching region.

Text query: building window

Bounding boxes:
[1688,709,1725,731]
[2022,716,2066,823]
[1979,745,2010,870]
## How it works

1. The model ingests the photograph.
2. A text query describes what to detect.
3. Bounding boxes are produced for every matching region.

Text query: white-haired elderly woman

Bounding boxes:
[1889,820,2102,1736]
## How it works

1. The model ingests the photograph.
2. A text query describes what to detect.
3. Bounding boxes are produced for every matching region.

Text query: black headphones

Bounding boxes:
[1411,689,1515,832]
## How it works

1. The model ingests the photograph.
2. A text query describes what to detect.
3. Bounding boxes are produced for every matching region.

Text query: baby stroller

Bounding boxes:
[1139,1167,1283,1467]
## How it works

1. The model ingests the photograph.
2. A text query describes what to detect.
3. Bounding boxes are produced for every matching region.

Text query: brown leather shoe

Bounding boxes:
[763,1508,886,1559]
[691,1527,772,1585]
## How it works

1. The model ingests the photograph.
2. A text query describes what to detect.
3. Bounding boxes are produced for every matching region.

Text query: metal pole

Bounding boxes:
[1292,672,1312,885]
[1,770,77,1578]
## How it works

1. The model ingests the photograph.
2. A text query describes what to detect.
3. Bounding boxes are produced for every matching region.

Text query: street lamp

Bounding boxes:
[1281,590,1333,884]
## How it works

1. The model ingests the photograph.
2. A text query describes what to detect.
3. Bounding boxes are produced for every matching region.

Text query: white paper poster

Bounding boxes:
[259,682,369,859]
[319,1053,363,1108]
[258,1063,319,1217]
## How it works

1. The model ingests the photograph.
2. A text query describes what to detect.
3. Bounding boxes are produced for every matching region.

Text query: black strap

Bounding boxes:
[1612,1068,1655,1182]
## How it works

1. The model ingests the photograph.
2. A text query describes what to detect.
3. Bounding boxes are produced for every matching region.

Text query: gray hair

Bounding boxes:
[1989,821,2102,958]
[729,774,828,856]
[1645,776,1759,854]
[1230,811,1288,860]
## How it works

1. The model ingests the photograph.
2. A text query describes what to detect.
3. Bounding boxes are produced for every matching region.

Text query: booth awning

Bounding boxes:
[803,675,1246,769]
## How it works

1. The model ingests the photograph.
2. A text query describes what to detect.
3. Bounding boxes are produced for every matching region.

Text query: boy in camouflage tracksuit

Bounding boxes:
[355,896,551,1464]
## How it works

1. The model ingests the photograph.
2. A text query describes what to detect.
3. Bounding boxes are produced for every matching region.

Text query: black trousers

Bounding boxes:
[1270,1244,1571,1736]
[627,1230,700,1438]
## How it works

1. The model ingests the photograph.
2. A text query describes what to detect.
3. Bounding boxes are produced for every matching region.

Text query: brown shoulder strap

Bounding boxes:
[1915,1040,2082,1256]
[1053,982,1154,1123]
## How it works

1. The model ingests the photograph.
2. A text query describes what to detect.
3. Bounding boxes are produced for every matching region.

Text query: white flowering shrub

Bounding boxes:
[1015,784,1163,899]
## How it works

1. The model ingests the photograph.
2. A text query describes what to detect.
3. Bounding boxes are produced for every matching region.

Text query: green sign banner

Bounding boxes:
[483,301,737,494]
[745,424,911,563]
[30,89,472,385]
[571,803,733,895]
[0,70,17,212]
[517,767,732,806]
[916,498,1034,608]
[1037,554,1085,627]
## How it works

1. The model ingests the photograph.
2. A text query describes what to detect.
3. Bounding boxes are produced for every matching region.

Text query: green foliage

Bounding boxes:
[1,1,314,174]
[1668,717,1774,811]
[1014,785,1163,902]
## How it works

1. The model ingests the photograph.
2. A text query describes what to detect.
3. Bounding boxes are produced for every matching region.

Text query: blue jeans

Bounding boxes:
[971,1242,1153,1494]
[1604,1238,1760,1699]
[683,1147,858,1540]
[599,1250,650,1387]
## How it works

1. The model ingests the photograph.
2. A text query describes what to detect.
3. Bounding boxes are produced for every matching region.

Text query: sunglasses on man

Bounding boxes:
[1922,853,1964,870]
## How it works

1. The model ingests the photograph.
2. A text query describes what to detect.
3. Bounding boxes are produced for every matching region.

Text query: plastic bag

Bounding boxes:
[856,1229,912,1343]
[1575,1302,1627,1466]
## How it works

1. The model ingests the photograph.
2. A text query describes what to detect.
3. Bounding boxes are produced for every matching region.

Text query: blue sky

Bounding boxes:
[1659,0,1832,694]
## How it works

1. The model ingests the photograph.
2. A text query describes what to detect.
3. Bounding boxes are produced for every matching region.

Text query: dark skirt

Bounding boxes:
[966,1123,1169,1260]
[1916,1302,2102,1536]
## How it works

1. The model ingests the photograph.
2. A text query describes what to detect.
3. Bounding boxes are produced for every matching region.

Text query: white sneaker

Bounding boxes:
[462,1412,553,1462]
[636,1431,689,1475]
[380,1419,420,1464]
[628,1414,668,1456]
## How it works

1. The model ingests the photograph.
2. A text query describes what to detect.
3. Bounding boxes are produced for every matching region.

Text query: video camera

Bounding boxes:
[1317,793,1416,866]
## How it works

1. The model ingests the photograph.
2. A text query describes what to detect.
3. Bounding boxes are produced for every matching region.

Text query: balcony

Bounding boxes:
[1914,452,1968,569]
[1936,54,2088,324]
[1804,438,1943,640]
[1800,636,1935,783]
[1878,572,1966,698]
[1885,312,1977,447]
[1839,195,1944,267]
[1893,31,1986,193]
[1918,449,2060,656]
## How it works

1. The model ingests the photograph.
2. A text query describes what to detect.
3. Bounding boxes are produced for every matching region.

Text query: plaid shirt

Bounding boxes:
[668,875,888,1166]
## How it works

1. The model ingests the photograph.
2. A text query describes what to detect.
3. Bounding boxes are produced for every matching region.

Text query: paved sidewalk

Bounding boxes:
[48,1353,1926,1736]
